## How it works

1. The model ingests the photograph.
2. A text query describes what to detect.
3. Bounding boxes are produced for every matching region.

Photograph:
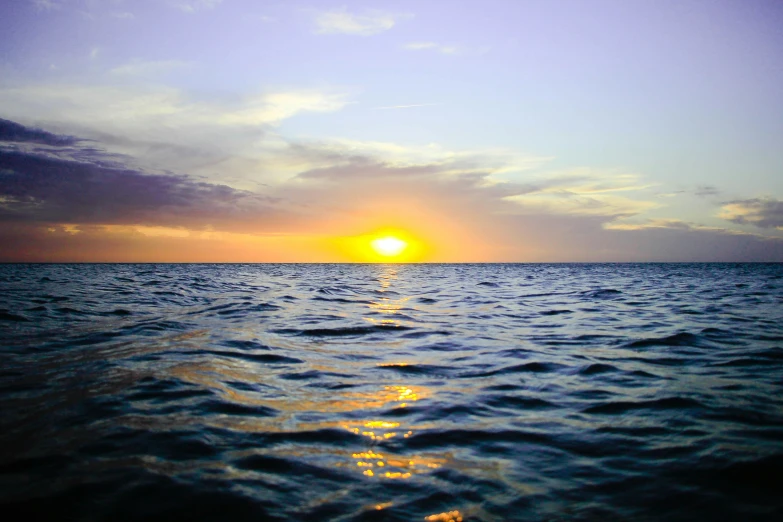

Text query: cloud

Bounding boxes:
[169,0,223,13]
[0,121,292,233]
[0,84,350,130]
[313,8,406,36]
[694,185,720,197]
[719,197,783,229]
[0,83,353,181]
[109,60,193,78]
[404,42,458,55]
[603,218,730,232]
[503,172,658,218]
[29,0,62,12]
[404,42,489,56]
[219,91,351,126]
[373,103,438,110]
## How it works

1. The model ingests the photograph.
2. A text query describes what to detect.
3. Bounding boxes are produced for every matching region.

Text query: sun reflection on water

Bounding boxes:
[425,510,464,522]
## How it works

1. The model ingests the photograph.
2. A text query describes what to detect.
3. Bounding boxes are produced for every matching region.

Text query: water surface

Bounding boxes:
[1,263,782,520]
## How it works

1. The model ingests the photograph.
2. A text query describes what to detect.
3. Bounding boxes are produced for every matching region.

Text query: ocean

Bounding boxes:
[1,263,781,521]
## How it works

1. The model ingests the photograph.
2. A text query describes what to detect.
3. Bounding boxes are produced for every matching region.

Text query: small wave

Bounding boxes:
[484,395,556,410]
[210,350,304,365]
[377,363,452,375]
[215,303,281,315]
[403,428,548,449]
[100,308,132,316]
[581,288,622,299]
[55,307,86,315]
[418,341,463,351]
[464,361,566,378]
[234,454,352,483]
[539,309,572,316]
[311,296,368,304]
[0,311,30,322]
[272,324,413,337]
[578,363,618,375]
[583,397,704,414]
[200,400,278,417]
[400,330,452,339]
[625,332,705,348]
[221,339,271,350]
[279,370,347,380]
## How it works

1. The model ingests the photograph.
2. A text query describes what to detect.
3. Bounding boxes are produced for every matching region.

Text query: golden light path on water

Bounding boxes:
[106,265,471,518]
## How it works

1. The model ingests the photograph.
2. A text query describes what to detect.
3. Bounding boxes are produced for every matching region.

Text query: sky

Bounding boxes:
[0,0,781,262]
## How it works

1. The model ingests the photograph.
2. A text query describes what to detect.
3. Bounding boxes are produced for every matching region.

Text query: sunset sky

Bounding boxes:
[1,0,781,261]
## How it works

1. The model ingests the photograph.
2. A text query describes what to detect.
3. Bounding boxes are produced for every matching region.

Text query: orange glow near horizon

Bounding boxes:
[22,210,493,262]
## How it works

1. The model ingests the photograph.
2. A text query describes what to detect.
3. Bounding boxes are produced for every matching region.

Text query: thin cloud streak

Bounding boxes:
[372,103,439,110]
[312,8,409,36]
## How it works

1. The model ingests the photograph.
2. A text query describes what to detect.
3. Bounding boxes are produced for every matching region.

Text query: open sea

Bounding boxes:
[0,263,782,521]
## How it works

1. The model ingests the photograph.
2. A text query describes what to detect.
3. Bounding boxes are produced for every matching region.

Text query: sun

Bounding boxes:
[332,229,425,262]
[370,236,408,257]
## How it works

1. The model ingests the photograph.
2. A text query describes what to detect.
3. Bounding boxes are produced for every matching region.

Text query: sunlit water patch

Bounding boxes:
[1,263,782,520]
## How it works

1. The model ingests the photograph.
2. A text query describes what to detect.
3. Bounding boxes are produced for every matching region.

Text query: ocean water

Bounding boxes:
[0,263,781,521]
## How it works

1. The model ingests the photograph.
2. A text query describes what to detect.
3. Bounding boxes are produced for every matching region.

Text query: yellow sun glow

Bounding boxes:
[370,236,408,257]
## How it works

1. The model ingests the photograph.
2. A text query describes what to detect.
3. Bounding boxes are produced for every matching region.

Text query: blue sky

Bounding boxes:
[0,0,781,261]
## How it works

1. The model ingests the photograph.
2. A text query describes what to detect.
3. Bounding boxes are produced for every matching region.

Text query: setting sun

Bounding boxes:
[330,229,427,262]
[370,236,408,257]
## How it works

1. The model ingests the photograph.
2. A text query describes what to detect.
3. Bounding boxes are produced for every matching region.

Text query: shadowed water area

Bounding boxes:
[1,263,782,521]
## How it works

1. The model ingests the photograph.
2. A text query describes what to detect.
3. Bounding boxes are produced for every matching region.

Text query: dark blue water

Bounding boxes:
[1,263,782,521]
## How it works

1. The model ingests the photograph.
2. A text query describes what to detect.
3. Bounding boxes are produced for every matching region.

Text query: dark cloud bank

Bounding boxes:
[0,118,781,261]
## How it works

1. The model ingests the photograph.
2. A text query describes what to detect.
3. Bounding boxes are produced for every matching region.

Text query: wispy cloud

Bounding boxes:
[373,103,438,110]
[29,0,62,12]
[604,218,719,232]
[219,91,352,126]
[313,8,408,36]
[109,59,193,78]
[503,172,658,219]
[0,84,351,130]
[169,0,223,14]
[694,185,720,197]
[404,42,458,54]
[404,42,489,56]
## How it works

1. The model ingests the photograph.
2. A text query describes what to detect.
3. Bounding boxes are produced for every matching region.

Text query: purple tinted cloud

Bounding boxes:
[0,119,281,229]
[0,118,81,147]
